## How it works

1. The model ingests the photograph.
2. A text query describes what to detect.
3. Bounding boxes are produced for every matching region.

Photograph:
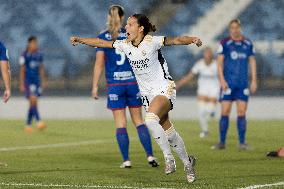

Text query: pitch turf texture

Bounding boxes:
[0,120,283,189]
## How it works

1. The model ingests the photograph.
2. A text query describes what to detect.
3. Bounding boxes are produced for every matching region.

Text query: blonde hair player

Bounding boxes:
[93,5,158,169]
[70,14,202,183]
[176,47,219,138]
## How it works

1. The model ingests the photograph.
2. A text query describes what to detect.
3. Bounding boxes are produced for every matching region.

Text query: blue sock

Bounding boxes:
[33,105,41,121]
[136,124,153,157]
[237,116,246,144]
[26,107,33,125]
[116,128,129,161]
[220,116,229,144]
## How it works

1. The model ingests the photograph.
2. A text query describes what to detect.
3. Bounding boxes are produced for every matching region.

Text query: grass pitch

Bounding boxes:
[0,119,283,189]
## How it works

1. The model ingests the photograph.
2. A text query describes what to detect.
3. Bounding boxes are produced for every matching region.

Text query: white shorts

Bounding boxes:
[197,85,220,99]
[140,80,176,112]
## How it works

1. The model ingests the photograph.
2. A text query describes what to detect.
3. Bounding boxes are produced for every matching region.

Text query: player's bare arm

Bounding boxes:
[92,51,105,100]
[176,71,195,90]
[19,65,26,92]
[249,56,257,93]
[164,36,202,47]
[70,37,114,48]
[217,54,228,90]
[0,60,11,103]
[40,64,47,90]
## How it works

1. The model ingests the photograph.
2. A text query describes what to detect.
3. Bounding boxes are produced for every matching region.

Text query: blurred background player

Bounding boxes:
[176,47,219,138]
[92,5,158,168]
[212,19,257,150]
[19,36,47,133]
[0,40,11,167]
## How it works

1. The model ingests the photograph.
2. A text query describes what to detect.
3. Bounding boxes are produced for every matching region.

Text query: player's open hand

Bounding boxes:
[250,81,257,94]
[70,37,80,46]
[193,38,202,47]
[3,89,11,103]
[92,86,99,100]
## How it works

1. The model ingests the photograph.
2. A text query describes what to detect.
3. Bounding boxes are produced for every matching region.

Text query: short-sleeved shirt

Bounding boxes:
[19,50,44,85]
[96,28,136,85]
[0,42,9,61]
[113,35,172,92]
[217,37,255,88]
[191,59,219,90]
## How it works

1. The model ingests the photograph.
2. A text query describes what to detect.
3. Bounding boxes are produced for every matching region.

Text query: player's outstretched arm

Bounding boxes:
[164,36,202,47]
[70,37,114,48]
[0,61,11,103]
[176,71,195,90]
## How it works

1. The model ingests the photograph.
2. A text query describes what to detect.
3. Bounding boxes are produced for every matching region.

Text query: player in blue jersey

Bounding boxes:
[0,41,11,167]
[19,36,47,133]
[212,19,257,150]
[0,41,11,104]
[92,5,158,168]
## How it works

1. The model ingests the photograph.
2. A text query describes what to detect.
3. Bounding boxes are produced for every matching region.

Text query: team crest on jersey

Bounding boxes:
[142,50,146,56]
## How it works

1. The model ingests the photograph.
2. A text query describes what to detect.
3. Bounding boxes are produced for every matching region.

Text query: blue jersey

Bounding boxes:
[96,28,136,85]
[19,50,44,85]
[0,42,9,61]
[217,37,255,88]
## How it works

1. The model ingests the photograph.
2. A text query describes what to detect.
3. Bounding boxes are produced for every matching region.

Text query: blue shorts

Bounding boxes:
[107,84,142,110]
[25,83,42,98]
[220,86,249,102]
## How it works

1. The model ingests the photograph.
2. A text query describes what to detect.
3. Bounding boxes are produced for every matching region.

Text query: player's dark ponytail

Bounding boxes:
[131,14,156,35]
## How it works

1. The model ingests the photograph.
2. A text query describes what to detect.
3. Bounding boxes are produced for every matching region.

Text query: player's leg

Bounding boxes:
[126,84,157,166]
[112,109,131,168]
[236,100,249,150]
[235,87,250,150]
[108,85,130,168]
[144,95,175,173]
[212,100,232,149]
[129,107,159,167]
[197,96,210,138]
[161,113,196,182]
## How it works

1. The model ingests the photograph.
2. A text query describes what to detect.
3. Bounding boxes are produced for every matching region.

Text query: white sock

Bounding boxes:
[145,113,173,159]
[165,125,190,166]
[206,102,216,118]
[198,101,209,133]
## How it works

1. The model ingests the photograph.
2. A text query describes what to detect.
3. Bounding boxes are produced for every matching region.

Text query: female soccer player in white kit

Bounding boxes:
[70,14,202,183]
[176,47,219,138]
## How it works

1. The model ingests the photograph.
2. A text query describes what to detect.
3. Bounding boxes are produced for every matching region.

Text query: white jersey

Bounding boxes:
[113,35,176,111]
[191,59,220,98]
[113,35,172,93]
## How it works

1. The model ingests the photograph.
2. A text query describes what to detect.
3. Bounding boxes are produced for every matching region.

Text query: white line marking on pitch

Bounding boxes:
[0,182,174,189]
[0,139,113,152]
[238,181,284,189]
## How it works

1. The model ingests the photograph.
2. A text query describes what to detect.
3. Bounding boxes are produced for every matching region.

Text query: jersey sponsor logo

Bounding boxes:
[30,61,39,69]
[113,71,134,80]
[230,51,247,60]
[109,94,118,101]
[129,58,149,70]
[142,50,146,56]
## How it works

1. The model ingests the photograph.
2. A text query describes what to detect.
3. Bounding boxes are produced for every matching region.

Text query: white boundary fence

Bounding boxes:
[0,97,283,120]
